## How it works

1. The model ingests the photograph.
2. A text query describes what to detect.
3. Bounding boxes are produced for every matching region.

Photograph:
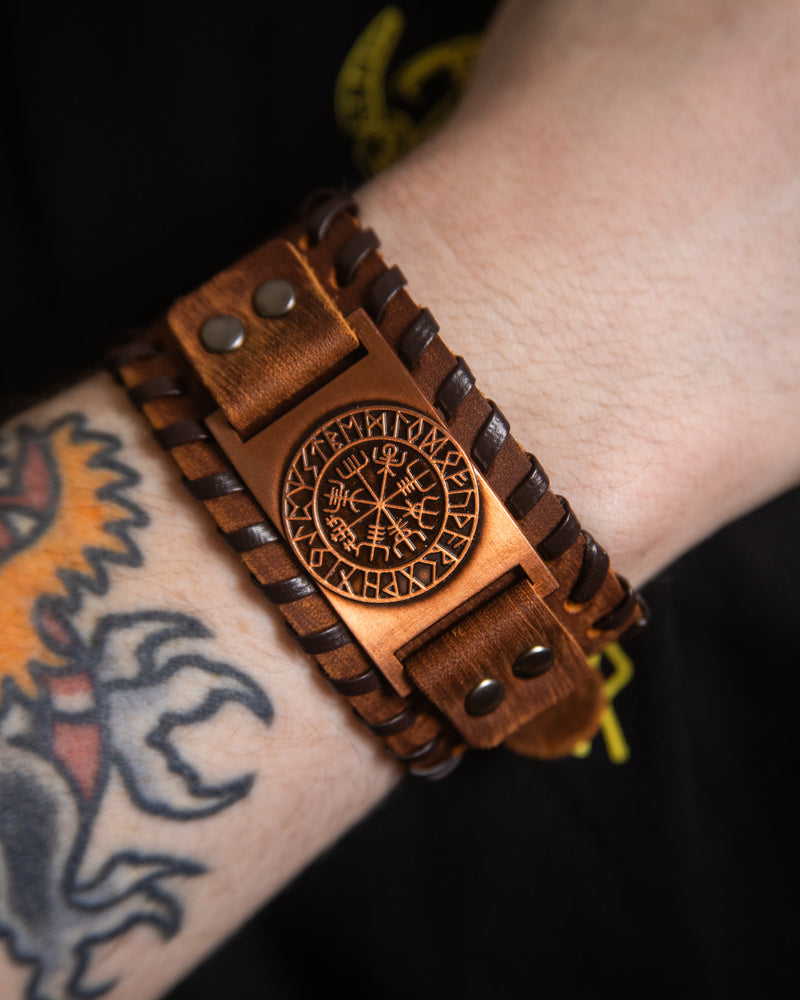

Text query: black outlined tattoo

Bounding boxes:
[0,414,273,999]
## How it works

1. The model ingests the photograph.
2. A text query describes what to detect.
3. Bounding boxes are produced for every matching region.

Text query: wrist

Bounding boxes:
[358,157,666,584]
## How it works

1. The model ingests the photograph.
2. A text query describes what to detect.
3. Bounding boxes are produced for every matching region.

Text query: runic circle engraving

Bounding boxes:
[282,405,480,603]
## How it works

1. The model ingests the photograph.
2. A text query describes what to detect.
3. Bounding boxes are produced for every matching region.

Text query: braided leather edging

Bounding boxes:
[295,191,649,649]
[108,338,463,779]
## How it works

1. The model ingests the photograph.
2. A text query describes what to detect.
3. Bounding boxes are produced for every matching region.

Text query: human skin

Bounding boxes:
[1,2,799,998]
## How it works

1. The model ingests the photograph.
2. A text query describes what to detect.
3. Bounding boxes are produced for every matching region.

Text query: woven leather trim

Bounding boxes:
[155,419,210,449]
[472,401,510,473]
[303,189,358,244]
[398,308,439,370]
[569,533,610,605]
[252,572,316,604]
[506,453,549,520]
[287,621,353,655]
[184,471,245,501]
[366,265,407,324]
[336,228,380,286]
[129,375,185,409]
[436,356,476,421]
[221,521,280,553]
[536,497,581,562]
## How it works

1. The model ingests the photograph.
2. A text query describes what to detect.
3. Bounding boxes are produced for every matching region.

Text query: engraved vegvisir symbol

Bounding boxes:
[282,405,479,603]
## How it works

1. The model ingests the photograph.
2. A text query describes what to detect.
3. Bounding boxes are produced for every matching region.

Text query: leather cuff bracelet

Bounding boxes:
[109,189,648,779]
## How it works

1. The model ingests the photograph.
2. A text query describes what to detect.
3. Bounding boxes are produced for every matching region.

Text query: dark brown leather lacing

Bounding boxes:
[155,419,210,450]
[537,497,581,562]
[108,338,158,367]
[366,265,407,324]
[286,620,353,655]
[408,755,462,780]
[183,471,245,501]
[569,533,610,605]
[397,308,440,370]
[303,189,358,244]
[252,572,316,605]
[221,521,280,553]
[336,228,381,286]
[472,401,510,473]
[592,577,637,632]
[436,356,476,420]
[325,667,384,697]
[387,735,440,763]
[507,454,550,520]
[357,705,418,737]
[129,375,185,409]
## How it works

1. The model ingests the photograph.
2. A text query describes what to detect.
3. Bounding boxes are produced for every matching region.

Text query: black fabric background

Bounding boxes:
[2,3,797,997]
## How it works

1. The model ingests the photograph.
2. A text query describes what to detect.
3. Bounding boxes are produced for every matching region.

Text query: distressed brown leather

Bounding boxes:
[108,191,648,775]
[404,579,590,748]
[168,239,359,439]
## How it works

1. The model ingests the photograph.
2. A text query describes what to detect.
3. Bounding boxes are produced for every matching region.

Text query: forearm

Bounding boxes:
[0,373,398,1000]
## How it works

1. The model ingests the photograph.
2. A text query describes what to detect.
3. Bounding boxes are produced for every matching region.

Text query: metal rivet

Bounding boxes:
[200,314,246,353]
[513,645,554,679]
[464,678,505,717]
[253,279,296,318]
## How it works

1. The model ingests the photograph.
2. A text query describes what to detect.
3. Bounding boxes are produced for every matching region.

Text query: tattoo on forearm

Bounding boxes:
[0,414,273,999]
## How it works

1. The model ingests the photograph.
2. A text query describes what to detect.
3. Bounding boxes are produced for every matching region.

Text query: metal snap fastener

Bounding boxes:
[465,678,505,716]
[512,645,554,679]
[253,279,296,318]
[200,314,246,353]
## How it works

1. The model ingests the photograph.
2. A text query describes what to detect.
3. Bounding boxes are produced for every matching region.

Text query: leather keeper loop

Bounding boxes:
[287,621,352,654]
[183,471,245,501]
[436,356,475,421]
[569,533,610,604]
[304,189,357,244]
[324,667,383,697]
[336,228,380,286]
[472,401,510,473]
[593,577,637,632]
[398,308,439,370]
[366,265,407,324]
[537,497,581,561]
[220,521,279,553]
[253,572,316,604]
[155,419,209,450]
[129,375,185,409]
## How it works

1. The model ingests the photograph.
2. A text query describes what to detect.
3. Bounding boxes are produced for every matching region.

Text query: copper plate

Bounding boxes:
[207,309,558,696]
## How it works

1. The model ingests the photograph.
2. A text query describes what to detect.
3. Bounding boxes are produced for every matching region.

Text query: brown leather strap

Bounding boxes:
[108,192,649,774]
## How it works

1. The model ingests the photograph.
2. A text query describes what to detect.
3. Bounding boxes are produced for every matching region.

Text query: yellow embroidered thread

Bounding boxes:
[335,6,480,176]
[572,643,634,763]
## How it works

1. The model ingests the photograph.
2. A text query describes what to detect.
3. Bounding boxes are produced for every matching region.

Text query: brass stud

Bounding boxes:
[200,315,246,353]
[513,645,554,679]
[253,279,296,318]
[465,678,505,716]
